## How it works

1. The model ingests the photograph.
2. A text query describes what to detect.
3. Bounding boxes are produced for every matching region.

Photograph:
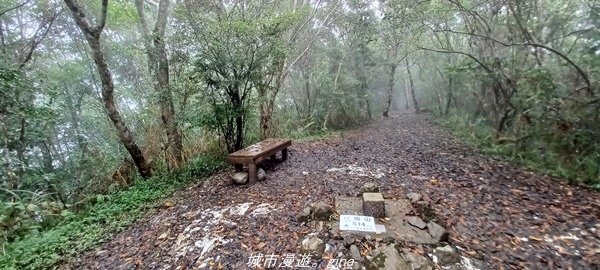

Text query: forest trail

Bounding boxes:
[68,113,600,269]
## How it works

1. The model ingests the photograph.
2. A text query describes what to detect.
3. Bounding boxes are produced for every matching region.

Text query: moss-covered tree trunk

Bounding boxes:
[135,0,183,168]
[405,58,420,113]
[383,64,396,117]
[65,0,152,178]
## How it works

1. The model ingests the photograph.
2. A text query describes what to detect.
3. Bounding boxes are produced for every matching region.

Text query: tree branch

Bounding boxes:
[436,29,593,95]
[417,46,495,75]
[134,0,150,37]
[18,9,62,69]
[283,0,339,79]
[95,0,109,33]
[63,0,94,35]
[153,0,169,37]
[0,0,33,17]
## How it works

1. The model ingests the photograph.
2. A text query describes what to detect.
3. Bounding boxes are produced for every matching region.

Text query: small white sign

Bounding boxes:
[339,215,376,232]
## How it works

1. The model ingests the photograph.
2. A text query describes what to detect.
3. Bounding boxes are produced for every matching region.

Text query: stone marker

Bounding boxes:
[232,172,248,185]
[362,193,386,218]
[335,196,437,244]
[340,215,377,232]
[427,221,449,242]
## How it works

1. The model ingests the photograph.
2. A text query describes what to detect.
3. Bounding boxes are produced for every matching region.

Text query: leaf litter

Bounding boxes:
[67,113,600,269]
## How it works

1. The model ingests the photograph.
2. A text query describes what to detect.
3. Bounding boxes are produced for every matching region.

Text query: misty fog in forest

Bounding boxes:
[1,0,599,269]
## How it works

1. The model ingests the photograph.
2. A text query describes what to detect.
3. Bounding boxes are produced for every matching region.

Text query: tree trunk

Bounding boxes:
[53,126,68,166]
[445,75,453,115]
[301,64,311,117]
[259,60,286,140]
[366,96,372,119]
[0,19,5,56]
[40,141,54,173]
[64,86,88,160]
[324,60,343,130]
[434,68,444,114]
[358,73,371,119]
[259,69,280,140]
[403,77,410,110]
[405,58,420,113]
[135,0,182,168]
[1,114,15,191]
[16,117,25,182]
[436,89,443,114]
[234,95,245,152]
[89,38,152,178]
[65,0,152,178]
[383,64,396,117]
[154,4,183,168]
[259,98,275,140]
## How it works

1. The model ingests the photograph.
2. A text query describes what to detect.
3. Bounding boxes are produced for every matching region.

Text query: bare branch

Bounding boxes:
[134,0,150,37]
[417,46,495,75]
[0,0,33,17]
[283,0,339,79]
[63,0,94,35]
[288,0,323,44]
[435,29,593,95]
[95,0,109,33]
[153,0,170,37]
[18,9,63,69]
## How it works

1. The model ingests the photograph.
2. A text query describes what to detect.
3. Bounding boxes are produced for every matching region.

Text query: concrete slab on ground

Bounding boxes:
[333,196,436,244]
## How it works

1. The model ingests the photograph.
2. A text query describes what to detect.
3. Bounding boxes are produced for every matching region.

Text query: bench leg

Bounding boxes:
[282,148,288,161]
[270,154,277,161]
[248,163,258,184]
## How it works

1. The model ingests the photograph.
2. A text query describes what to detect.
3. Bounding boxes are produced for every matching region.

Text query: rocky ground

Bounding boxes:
[67,113,600,269]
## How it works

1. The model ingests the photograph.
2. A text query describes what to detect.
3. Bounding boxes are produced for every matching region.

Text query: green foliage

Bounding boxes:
[186,2,295,152]
[417,0,600,188]
[3,0,600,268]
[107,0,139,28]
[0,155,225,270]
[438,112,600,188]
[0,189,63,243]
[272,107,334,141]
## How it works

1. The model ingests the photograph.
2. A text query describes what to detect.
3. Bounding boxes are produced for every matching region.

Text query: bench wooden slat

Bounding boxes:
[227,138,291,184]
[228,139,291,164]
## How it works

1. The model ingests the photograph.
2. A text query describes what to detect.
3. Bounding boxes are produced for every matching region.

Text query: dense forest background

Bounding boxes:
[0,0,599,266]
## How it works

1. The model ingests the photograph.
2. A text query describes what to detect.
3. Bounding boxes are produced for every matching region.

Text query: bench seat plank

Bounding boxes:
[227,138,291,184]
[228,139,291,164]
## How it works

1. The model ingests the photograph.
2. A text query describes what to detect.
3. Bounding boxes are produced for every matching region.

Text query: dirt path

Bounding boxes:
[68,113,600,269]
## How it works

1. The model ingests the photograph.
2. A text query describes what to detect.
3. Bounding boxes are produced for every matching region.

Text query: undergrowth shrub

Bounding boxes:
[438,112,600,188]
[0,154,226,270]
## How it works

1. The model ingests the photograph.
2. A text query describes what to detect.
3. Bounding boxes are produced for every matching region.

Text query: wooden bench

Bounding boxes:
[228,138,292,184]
